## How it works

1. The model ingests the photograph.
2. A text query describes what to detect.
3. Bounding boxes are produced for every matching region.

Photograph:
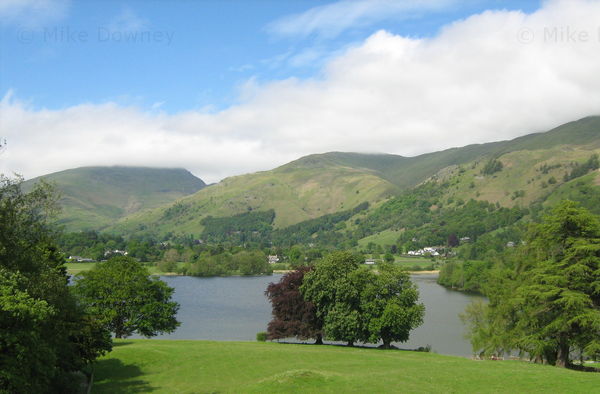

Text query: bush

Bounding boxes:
[256,332,268,342]
[157,260,177,273]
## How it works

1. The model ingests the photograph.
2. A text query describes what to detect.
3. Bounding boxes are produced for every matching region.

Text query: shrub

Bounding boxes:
[256,332,268,342]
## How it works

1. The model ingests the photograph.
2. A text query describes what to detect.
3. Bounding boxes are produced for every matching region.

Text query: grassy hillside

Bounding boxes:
[431,146,600,209]
[24,166,206,231]
[42,116,599,238]
[110,164,399,237]
[93,340,600,393]
[295,116,600,189]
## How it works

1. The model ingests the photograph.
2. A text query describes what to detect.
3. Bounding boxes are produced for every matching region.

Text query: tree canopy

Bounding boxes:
[462,201,600,367]
[0,176,111,393]
[300,251,424,347]
[73,256,180,338]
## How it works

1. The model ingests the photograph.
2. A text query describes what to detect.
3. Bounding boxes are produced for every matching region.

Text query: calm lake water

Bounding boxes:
[135,273,483,357]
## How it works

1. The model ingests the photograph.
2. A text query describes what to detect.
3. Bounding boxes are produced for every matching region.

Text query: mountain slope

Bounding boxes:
[295,117,600,189]
[48,116,600,238]
[24,166,206,231]
[111,163,400,236]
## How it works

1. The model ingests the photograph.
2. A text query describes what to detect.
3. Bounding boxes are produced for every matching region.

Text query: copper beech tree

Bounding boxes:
[265,266,323,344]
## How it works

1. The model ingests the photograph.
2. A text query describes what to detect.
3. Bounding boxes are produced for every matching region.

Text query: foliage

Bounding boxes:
[0,176,111,393]
[300,252,363,345]
[271,202,369,247]
[564,153,599,181]
[481,159,504,175]
[438,260,492,292]
[256,332,268,342]
[360,263,425,348]
[301,252,423,346]
[200,209,275,243]
[265,267,322,343]
[461,201,600,367]
[73,256,180,338]
[185,249,271,276]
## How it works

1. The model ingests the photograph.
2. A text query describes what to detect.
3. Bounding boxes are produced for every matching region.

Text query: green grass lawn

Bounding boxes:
[65,262,97,274]
[93,340,600,393]
[394,257,438,271]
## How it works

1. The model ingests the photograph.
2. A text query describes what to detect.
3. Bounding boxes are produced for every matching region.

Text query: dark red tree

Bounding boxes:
[265,266,323,344]
[447,233,459,247]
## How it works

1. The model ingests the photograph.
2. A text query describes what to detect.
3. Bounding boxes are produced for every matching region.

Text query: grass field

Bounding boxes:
[65,262,97,274]
[93,340,600,393]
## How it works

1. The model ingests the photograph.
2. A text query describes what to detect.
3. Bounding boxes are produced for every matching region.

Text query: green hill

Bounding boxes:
[93,340,600,393]
[298,117,600,189]
[24,166,206,231]
[32,116,599,239]
[107,116,599,240]
[111,162,399,237]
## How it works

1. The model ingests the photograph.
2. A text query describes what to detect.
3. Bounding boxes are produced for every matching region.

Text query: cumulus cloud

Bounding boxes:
[266,0,457,39]
[1,0,600,183]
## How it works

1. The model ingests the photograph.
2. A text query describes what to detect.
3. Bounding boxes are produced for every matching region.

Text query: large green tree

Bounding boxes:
[300,251,363,345]
[462,201,600,367]
[74,256,180,338]
[0,176,111,393]
[361,263,424,348]
[301,251,424,347]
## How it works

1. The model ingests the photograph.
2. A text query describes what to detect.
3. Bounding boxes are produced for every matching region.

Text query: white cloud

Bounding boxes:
[1,0,600,184]
[0,0,69,26]
[266,0,456,39]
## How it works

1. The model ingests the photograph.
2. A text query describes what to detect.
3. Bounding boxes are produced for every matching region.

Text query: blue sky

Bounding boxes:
[1,0,598,182]
[1,0,541,113]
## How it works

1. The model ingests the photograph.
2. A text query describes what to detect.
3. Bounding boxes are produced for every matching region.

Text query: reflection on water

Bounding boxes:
[134,273,483,357]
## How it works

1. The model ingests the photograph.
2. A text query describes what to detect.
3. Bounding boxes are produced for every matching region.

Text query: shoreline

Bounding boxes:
[274,269,440,275]
[70,269,440,277]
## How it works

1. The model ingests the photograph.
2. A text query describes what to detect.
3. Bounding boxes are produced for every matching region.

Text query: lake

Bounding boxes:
[135,273,484,357]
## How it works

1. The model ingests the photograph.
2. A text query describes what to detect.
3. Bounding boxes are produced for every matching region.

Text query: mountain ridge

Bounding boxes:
[26,116,600,238]
[24,166,206,231]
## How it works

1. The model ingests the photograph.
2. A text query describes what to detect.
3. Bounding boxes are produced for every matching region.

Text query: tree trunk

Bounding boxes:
[382,338,391,349]
[347,341,354,347]
[555,339,570,368]
[314,334,323,345]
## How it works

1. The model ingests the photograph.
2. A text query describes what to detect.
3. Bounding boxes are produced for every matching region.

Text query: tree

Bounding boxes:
[73,256,180,338]
[233,250,271,275]
[481,158,503,175]
[361,263,425,348]
[163,248,180,263]
[384,252,395,263]
[0,176,111,392]
[301,252,424,347]
[447,233,459,247]
[265,266,323,344]
[462,201,600,367]
[301,251,363,346]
